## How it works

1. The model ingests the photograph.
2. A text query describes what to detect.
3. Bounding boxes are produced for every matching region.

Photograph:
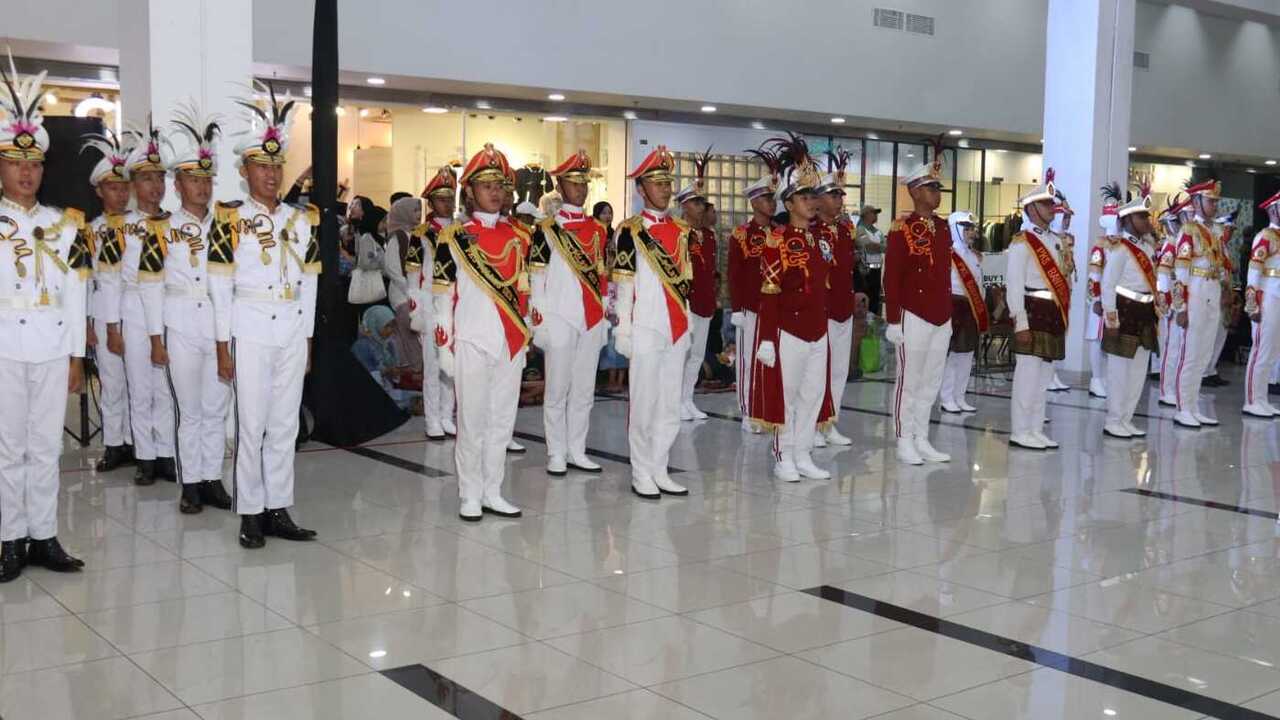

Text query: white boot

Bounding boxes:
[914,437,951,463]
[506,440,526,453]
[482,494,522,518]
[442,417,457,436]
[426,421,445,439]
[1010,433,1047,450]
[1049,373,1070,391]
[812,432,828,448]
[1103,422,1133,439]
[568,455,603,473]
[741,418,762,434]
[653,471,688,496]
[1173,411,1202,428]
[1033,431,1059,449]
[774,459,801,482]
[459,499,483,522]
[795,454,831,480]
[547,455,568,476]
[822,426,853,446]
[957,395,977,412]
[1123,420,1146,437]
[896,438,924,465]
[1243,403,1276,418]
[1193,411,1219,427]
[687,402,708,420]
[679,403,695,421]
[1089,377,1108,398]
[632,474,661,499]
[939,401,963,414]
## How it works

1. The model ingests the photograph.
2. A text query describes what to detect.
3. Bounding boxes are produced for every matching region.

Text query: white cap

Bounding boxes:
[168,100,221,177]
[0,54,49,161]
[515,200,542,218]
[233,80,296,165]
[81,129,131,185]
[124,117,169,175]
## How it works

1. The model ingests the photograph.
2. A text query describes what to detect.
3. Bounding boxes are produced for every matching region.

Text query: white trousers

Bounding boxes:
[1176,284,1222,413]
[827,318,853,422]
[1245,303,1280,407]
[122,293,174,461]
[0,357,68,541]
[166,329,230,484]
[1106,347,1151,427]
[1088,340,1107,388]
[735,311,758,417]
[892,311,951,440]
[681,312,712,408]
[628,329,689,480]
[454,341,524,504]
[1204,322,1228,378]
[1011,354,1055,437]
[939,351,975,407]
[541,318,605,460]
[420,328,455,431]
[774,331,828,463]
[1159,314,1183,402]
[232,337,306,515]
[93,315,131,447]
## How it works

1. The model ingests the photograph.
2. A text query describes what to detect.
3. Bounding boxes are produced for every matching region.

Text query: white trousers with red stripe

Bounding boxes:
[1011,354,1054,437]
[539,317,605,460]
[628,329,689,480]
[1176,281,1222,414]
[1159,314,1183,403]
[1245,303,1280,408]
[735,311,758,417]
[774,330,828,463]
[453,341,524,504]
[681,312,712,409]
[892,311,951,440]
[1106,346,1151,427]
[827,318,853,422]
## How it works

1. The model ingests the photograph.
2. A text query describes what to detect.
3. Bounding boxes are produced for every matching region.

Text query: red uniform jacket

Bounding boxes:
[728,219,770,313]
[883,212,953,326]
[688,226,718,317]
[818,217,858,322]
[747,224,836,430]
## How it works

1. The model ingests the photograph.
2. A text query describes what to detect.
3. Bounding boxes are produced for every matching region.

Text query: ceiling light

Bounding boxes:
[543,115,568,122]
[334,107,346,116]
[622,110,638,120]
[1103,710,1117,717]
[475,100,492,110]
[866,133,879,140]
[369,650,387,659]
[1266,160,1277,166]
[1247,168,1257,174]
[905,153,915,158]
[74,97,117,117]
[303,86,312,97]
[995,149,1007,153]
[947,129,963,136]
[1198,153,1212,159]
[547,93,565,101]
[701,105,717,113]
[830,117,846,124]
[421,105,448,114]
[43,92,57,105]
[750,121,766,130]
[358,108,369,118]
[1039,137,1045,143]
[1127,146,1137,152]
[365,77,385,85]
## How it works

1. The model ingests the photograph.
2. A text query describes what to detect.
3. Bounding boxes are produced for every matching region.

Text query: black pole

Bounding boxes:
[311,0,339,339]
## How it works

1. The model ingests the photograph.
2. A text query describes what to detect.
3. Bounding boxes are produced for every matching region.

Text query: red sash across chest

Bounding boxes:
[469,221,529,356]
[561,218,605,329]
[647,219,689,341]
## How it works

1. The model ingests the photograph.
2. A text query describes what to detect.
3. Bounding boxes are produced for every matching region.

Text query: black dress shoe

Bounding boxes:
[0,541,24,583]
[1157,399,1178,407]
[134,459,156,486]
[94,445,134,473]
[1201,374,1225,387]
[179,484,204,515]
[155,457,178,482]
[263,508,317,541]
[198,480,233,510]
[26,537,84,572]
[239,514,265,549]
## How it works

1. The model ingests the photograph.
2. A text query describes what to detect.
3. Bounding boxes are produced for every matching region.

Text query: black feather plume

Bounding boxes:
[1100,182,1123,203]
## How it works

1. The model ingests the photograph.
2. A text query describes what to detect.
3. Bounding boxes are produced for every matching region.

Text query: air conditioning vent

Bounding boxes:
[1133,50,1150,70]
[873,8,904,30]
[905,13,935,36]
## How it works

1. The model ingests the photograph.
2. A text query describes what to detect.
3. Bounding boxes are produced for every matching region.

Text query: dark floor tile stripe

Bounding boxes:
[1119,487,1280,520]
[510,430,686,474]
[382,663,526,719]
[345,446,451,478]
[803,584,1278,720]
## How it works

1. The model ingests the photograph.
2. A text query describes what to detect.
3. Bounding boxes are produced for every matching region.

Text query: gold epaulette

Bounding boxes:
[1008,230,1028,246]
[305,203,320,227]
[412,222,431,237]
[215,201,241,225]
[889,218,905,233]
[63,207,85,231]
[765,226,783,249]
[619,215,645,235]
[670,215,691,232]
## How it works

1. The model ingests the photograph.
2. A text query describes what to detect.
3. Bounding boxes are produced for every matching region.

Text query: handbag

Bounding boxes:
[858,334,881,374]
[347,232,387,304]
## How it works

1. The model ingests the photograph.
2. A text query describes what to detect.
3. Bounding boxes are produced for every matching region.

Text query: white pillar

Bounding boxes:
[1042,0,1135,377]
[117,0,254,204]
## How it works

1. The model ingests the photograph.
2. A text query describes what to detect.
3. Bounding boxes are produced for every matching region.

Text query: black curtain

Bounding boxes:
[303,0,409,444]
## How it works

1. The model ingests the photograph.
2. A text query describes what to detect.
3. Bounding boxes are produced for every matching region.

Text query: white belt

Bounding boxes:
[0,295,62,310]
[1024,288,1054,300]
[1117,286,1154,303]
[166,285,208,300]
[235,287,299,303]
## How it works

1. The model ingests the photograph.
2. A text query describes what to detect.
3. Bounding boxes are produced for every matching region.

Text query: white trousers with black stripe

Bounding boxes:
[892,311,951,440]
[165,329,230,485]
[231,337,306,515]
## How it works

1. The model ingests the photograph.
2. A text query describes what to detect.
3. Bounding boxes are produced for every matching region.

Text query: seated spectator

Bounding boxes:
[352,306,412,410]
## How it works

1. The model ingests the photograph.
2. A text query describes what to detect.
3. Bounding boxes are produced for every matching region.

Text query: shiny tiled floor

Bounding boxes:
[10,368,1280,719]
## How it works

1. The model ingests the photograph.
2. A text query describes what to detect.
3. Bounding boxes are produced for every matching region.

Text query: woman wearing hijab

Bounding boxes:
[939,211,988,413]
[594,201,627,391]
[352,305,410,409]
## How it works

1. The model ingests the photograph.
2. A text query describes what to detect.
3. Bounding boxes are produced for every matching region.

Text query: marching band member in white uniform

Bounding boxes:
[1242,190,1280,417]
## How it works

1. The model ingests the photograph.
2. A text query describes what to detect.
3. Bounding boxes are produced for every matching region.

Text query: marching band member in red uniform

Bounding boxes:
[748,134,835,482]
[1171,178,1228,428]
[528,151,607,475]
[1007,172,1071,449]
[612,146,690,499]
[728,151,779,434]
[1242,190,1280,417]
[432,144,532,521]
[938,211,986,414]
[883,147,953,465]
[674,148,716,421]
[1101,182,1160,438]
[811,147,856,447]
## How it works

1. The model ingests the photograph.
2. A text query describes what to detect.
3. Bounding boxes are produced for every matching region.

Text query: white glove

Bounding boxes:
[886,324,904,345]
[730,311,744,328]
[756,340,776,367]
[614,326,632,358]
[408,299,426,333]
[438,347,456,378]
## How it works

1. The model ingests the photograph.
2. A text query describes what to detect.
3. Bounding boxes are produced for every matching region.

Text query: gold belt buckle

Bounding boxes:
[282,283,294,301]
[37,287,50,306]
